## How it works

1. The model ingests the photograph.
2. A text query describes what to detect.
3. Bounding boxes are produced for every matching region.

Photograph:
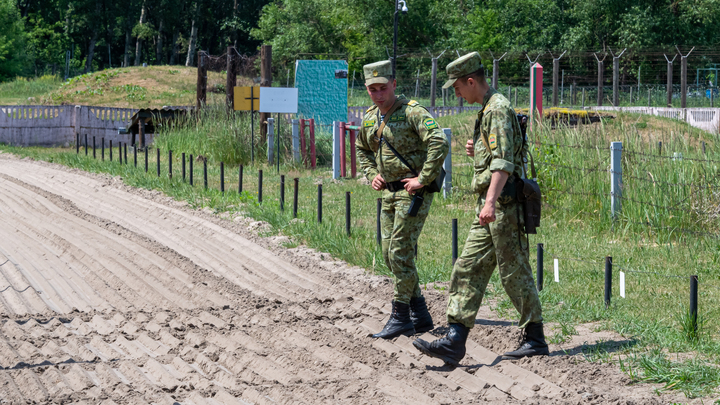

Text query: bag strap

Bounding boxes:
[376,98,407,138]
[527,150,537,179]
[383,136,418,177]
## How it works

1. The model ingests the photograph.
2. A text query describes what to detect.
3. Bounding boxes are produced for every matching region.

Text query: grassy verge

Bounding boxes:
[0,75,62,104]
[2,108,720,399]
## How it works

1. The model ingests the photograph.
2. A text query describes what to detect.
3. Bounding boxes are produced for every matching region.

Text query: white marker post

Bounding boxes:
[620,271,625,298]
[554,259,559,282]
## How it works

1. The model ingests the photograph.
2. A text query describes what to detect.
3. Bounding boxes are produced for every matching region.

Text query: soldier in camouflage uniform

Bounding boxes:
[413,52,548,364]
[356,60,449,339]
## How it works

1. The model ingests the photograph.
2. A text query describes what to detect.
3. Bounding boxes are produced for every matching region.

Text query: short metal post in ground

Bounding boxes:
[345,191,351,236]
[293,178,299,218]
[124,143,127,165]
[280,175,285,211]
[702,141,706,155]
[537,243,544,292]
[93,136,96,159]
[258,170,263,203]
[118,141,121,164]
[452,219,458,265]
[203,160,208,190]
[317,184,322,223]
[605,256,612,308]
[101,138,105,160]
[110,140,113,161]
[157,148,160,176]
[145,146,148,172]
[376,198,382,246]
[690,275,698,336]
[182,153,186,181]
[238,165,243,193]
[76,134,79,154]
[220,162,224,193]
[658,141,662,155]
[84,134,88,155]
[133,146,137,167]
[189,155,193,185]
[168,150,172,179]
[610,142,623,220]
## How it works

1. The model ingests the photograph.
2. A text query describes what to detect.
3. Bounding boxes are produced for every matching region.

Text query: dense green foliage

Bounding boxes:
[4,0,720,82]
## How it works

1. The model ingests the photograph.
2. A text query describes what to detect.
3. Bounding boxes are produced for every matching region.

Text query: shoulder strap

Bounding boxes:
[382,137,418,176]
[377,97,417,176]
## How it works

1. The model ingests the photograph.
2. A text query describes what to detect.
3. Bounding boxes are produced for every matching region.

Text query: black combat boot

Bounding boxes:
[502,322,550,360]
[409,296,434,334]
[372,301,416,339]
[412,323,469,366]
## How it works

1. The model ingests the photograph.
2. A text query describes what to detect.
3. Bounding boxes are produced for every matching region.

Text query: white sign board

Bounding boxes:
[259,87,299,113]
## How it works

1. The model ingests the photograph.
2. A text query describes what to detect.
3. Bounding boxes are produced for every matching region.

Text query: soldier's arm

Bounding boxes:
[356,123,379,182]
[483,109,516,175]
[410,108,449,186]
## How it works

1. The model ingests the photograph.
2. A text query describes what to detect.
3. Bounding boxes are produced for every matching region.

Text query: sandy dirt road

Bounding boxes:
[0,153,698,404]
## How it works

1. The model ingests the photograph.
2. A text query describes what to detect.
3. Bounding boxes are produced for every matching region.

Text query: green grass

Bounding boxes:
[0,75,62,105]
[2,107,720,399]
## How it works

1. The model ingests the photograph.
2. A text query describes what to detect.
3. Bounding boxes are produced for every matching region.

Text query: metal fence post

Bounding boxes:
[605,256,612,308]
[442,128,452,198]
[332,121,341,180]
[291,119,300,163]
[611,141,623,220]
[267,117,274,164]
[537,243,544,292]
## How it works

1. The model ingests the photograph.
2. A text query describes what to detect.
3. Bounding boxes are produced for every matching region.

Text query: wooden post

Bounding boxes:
[611,49,626,107]
[226,46,236,110]
[492,58,499,88]
[430,57,438,107]
[681,53,690,108]
[196,51,207,110]
[666,54,676,107]
[596,57,604,106]
[309,118,316,169]
[260,44,272,141]
[553,58,559,107]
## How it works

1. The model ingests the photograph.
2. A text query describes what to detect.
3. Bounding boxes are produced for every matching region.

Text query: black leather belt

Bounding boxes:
[386,180,405,192]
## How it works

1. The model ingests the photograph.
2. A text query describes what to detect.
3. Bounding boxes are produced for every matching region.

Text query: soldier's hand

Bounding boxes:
[372,174,386,191]
[478,202,496,226]
[401,177,423,194]
[466,139,475,157]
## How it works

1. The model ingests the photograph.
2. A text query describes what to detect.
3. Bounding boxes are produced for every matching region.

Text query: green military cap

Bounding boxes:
[364,60,393,85]
[442,51,484,89]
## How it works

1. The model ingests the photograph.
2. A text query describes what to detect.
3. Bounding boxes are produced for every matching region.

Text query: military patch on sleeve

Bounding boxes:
[423,118,439,130]
[363,119,376,128]
[488,133,498,149]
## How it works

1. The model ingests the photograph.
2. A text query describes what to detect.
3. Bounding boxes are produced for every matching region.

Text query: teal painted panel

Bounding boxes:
[295,60,348,127]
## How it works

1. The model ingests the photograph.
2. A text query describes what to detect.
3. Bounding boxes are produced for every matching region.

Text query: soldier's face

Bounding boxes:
[453,78,481,104]
[366,80,397,109]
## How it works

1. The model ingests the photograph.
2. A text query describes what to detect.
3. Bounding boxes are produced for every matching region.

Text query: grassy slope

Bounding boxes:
[2,109,720,398]
[0,75,62,105]
[0,67,254,108]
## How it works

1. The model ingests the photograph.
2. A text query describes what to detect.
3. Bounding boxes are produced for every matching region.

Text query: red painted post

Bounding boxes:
[309,118,316,169]
[530,62,544,126]
[299,119,307,167]
[339,121,347,178]
[349,121,357,178]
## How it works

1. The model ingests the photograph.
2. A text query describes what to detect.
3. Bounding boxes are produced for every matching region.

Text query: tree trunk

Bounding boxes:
[86,32,98,73]
[185,1,201,67]
[134,0,147,66]
[124,30,131,67]
[156,19,164,64]
[169,30,179,65]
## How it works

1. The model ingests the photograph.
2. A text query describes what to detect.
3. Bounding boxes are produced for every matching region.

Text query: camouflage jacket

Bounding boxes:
[356,95,449,186]
[471,87,526,194]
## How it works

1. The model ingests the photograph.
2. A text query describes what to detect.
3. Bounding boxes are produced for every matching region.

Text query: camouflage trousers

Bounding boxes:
[446,199,542,329]
[381,189,434,304]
